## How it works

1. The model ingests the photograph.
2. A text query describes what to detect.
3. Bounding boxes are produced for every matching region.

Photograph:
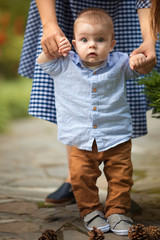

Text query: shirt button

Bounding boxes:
[93,88,97,92]
[93,125,97,129]
[93,106,97,111]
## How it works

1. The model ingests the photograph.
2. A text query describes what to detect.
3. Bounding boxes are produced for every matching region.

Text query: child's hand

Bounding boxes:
[58,37,71,57]
[129,53,147,73]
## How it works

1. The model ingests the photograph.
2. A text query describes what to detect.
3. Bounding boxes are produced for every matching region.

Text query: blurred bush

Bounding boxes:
[0,0,30,77]
[0,1,31,132]
[138,71,160,118]
[0,77,32,133]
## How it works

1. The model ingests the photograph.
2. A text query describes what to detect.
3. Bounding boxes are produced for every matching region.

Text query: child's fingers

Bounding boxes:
[59,37,67,43]
[129,58,136,70]
[58,37,71,56]
[59,43,71,53]
[131,61,142,70]
[130,53,146,70]
[130,64,134,70]
[58,46,71,57]
[130,62,135,70]
[59,41,69,48]
[135,57,146,68]
[59,38,71,47]
[61,47,71,56]
[59,42,71,55]
[61,46,71,52]
[134,59,141,68]
[59,43,71,51]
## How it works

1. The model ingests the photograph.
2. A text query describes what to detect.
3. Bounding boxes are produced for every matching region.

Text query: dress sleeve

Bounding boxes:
[135,0,151,9]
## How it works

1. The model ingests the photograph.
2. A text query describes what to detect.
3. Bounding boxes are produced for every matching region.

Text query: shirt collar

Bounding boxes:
[69,51,112,70]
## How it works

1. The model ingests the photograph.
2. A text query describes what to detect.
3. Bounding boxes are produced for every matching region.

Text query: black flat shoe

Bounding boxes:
[45,182,76,205]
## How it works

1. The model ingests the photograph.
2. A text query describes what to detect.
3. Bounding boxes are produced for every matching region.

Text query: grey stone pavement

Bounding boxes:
[0,110,160,240]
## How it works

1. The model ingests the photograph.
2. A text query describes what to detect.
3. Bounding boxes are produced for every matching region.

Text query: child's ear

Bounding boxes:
[72,40,77,50]
[110,40,116,52]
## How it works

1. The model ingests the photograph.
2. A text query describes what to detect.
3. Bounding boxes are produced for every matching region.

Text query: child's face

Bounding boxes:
[72,21,116,67]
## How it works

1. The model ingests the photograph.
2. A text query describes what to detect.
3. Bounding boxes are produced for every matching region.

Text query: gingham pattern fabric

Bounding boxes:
[18,0,160,138]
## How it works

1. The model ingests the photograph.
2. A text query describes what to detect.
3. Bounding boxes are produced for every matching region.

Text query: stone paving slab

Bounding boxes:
[0,222,39,234]
[0,198,159,240]
[0,201,38,214]
[63,230,88,240]
[0,199,129,239]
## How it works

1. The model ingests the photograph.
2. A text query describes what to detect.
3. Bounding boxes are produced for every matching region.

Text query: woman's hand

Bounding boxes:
[41,23,69,59]
[130,41,157,74]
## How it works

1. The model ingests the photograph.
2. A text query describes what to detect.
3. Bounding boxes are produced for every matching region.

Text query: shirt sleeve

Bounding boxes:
[37,55,70,77]
[135,0,151,9]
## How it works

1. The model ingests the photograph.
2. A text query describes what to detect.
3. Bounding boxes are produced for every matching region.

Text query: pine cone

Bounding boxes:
[128,224,160,240]
[38,229,57,240]
[145,225,160,240]
[128,224,148,240]
[88,226,105,240]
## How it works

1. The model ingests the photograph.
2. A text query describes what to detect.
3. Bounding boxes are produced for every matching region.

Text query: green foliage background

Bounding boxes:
[139,71,160,118]
[0,0,31,133]
[0,0,30,77]
[0,78,32,133]
[1,0,30,18]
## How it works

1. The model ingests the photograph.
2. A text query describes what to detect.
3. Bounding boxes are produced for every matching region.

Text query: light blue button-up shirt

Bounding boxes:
[38,51,139,152]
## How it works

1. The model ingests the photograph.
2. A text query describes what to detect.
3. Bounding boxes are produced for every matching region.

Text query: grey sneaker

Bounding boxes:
[108,214,133,235]
[84,210,110,232]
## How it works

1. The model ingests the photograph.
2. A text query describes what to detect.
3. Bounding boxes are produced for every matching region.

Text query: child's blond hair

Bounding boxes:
[74,8,115,40]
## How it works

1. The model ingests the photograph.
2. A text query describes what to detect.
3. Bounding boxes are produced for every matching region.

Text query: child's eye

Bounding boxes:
[98,38,104,42]
[81,38,87,42]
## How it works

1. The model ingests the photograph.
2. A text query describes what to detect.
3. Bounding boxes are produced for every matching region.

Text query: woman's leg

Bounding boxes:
[45,145,75,204]
[65,145,71,183]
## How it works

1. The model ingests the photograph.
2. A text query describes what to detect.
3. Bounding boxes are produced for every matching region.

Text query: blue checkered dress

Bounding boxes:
[19,0,160,138]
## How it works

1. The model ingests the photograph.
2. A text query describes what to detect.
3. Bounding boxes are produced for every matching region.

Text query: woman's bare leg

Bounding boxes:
[65,145,71,183]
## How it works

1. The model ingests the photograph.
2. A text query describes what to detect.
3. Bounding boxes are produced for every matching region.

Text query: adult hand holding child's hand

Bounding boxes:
[41,24,70,59]
[129,53,147,73]
[130,40,157,74]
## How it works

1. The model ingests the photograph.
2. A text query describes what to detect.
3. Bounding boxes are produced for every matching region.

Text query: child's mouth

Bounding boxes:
[88,53,97,57]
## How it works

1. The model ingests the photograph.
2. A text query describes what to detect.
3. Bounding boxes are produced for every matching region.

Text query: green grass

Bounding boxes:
[0,77,32,133]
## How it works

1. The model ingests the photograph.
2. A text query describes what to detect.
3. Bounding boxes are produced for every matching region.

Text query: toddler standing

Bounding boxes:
[37,8,146,236]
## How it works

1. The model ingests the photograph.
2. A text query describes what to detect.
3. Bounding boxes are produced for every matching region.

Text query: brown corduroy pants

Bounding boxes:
[70,140,133,218]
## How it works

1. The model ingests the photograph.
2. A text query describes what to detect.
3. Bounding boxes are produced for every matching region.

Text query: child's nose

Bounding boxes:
[89,41,96,48]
